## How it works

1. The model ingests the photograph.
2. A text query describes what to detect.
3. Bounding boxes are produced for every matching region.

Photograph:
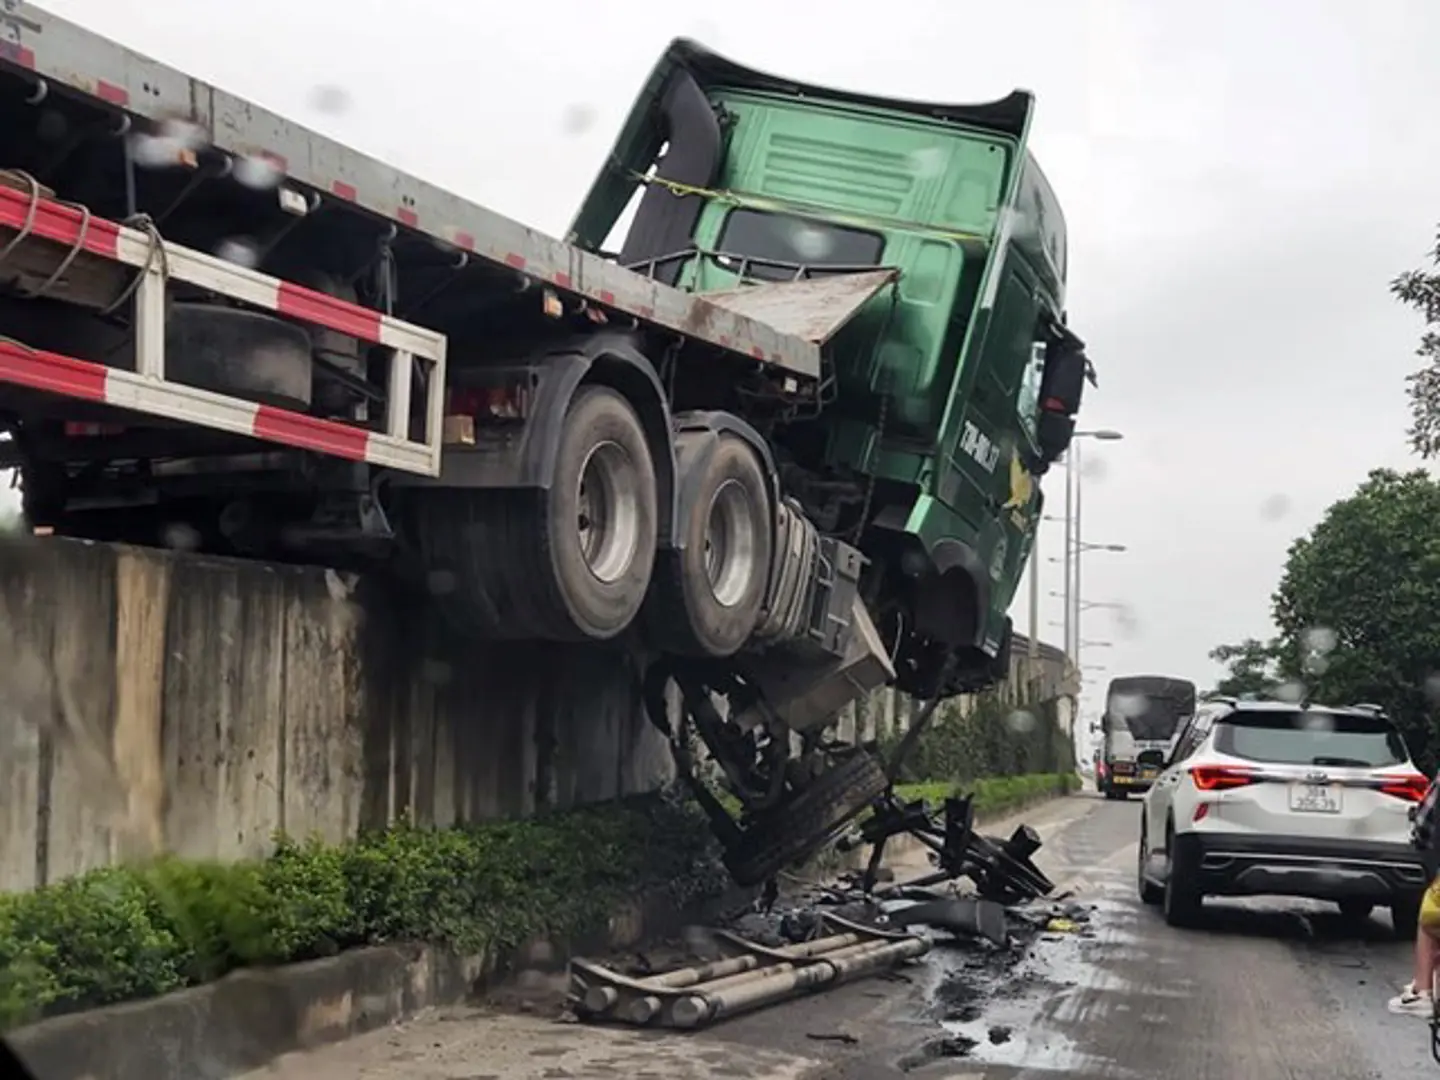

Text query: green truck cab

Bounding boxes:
[572,41,1093,700]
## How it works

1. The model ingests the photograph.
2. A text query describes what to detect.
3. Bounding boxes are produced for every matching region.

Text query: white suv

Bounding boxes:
[1137,698,1431,936]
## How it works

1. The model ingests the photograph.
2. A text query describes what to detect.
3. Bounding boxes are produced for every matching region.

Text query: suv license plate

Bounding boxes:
[1289,782,1342,814]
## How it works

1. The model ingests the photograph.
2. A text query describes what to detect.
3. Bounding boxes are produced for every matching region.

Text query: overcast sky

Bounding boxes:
[20,0,1440,726]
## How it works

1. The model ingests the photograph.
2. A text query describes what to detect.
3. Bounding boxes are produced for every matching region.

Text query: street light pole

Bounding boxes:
[1074,438,1085,677]
[1064,428,1124,683]
[1062,449,1074,661]
[1028,519,1040,664]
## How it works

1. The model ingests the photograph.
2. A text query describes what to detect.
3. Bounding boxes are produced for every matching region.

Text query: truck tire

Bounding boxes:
[723,753,888,887]
[646,435,772,657]
[408,385,658,641]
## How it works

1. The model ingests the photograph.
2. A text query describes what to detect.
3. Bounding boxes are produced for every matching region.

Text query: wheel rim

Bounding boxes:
[703,478,758,608]
[576,440,641,584]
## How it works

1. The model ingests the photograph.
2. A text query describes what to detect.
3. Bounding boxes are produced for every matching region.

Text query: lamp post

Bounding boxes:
[1046,540,1126,674]
[1069,429,1124,676]
[1028,520,1041,664]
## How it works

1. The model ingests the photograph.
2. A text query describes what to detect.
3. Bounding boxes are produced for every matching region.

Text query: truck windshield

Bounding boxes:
[1214,710,1408,767]
[1106,705,1186,742]
[714,208,884,282]
[1106,679,1196,741]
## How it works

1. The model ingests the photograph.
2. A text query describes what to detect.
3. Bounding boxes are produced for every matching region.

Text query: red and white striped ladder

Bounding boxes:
[0,181,448,476]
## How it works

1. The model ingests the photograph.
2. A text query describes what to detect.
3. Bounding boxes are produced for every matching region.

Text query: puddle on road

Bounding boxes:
[897,884,1194,1077]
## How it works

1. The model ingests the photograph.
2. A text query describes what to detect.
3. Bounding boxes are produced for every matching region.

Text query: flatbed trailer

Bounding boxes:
[0,4,1094,883]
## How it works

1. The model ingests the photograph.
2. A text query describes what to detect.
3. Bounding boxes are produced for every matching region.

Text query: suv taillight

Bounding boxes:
[1190,764,1257,791]
[1379,772,1430,803]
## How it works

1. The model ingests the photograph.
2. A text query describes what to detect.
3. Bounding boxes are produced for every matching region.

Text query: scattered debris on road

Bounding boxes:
[836,790,1056,904]
[567,793,1089,1033]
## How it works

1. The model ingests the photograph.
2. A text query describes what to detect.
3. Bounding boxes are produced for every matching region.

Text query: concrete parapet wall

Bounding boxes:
[0,537,672,891]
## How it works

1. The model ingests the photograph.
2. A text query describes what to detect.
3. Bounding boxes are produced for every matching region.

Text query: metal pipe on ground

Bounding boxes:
[577,931,869,1016]
[635,932,872,1002]
[669,936,928,1029]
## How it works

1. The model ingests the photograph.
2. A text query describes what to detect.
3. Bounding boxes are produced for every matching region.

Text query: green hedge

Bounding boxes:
[880,691,1076,786]
[0,792,726,1032]
[890,772,1080,818]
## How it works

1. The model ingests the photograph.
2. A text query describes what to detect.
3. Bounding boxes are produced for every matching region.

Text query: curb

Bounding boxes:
[7,884,755,1080]
[10,944,485,1080]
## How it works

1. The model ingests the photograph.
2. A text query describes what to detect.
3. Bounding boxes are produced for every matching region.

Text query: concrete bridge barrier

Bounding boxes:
[0,537,672,891]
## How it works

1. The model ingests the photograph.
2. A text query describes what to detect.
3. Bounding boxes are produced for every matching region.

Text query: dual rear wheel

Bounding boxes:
[408,385,771,653]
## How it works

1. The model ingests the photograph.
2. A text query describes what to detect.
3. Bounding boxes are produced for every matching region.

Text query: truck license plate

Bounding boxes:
[1289,782,1342,814]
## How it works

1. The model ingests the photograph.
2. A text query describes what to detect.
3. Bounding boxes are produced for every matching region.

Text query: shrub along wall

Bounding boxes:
[889,774,1080,818]
[0,791,726,1032]
[881,690,1075,787]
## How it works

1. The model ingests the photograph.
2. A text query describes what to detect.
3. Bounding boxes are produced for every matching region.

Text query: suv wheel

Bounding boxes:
[1336,900,1374,923]
[1137,818,1162,906]
[1392,896,1422,941]
[1162,826,1203,928]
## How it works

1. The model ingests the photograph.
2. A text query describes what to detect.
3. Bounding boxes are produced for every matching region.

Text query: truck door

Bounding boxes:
[948,265,1048,608]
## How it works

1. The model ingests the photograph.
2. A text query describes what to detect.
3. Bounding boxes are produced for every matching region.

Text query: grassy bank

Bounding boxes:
[0,792,726,1032]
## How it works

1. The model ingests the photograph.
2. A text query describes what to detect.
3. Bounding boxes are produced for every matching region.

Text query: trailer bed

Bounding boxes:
[0,2,822,378]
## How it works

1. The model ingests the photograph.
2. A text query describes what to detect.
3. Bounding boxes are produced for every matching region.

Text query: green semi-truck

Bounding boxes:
[0,18,1094,882]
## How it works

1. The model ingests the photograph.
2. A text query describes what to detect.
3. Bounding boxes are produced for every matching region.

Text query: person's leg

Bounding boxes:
[1390,905,1440,1015]
[1389,926,1435,1014]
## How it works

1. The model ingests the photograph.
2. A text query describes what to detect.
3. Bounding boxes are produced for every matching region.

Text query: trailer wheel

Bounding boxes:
[647,435,772,657]
[723,753,888,887]
[409,385,658,641]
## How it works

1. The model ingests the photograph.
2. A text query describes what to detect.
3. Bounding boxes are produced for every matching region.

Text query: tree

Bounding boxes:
[1392,234,1440,457]
[1207,638,1284,700]
[1269,468,1440,764]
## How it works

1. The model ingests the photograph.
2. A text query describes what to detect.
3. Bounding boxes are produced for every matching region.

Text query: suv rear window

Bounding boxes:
[1213,709,1408,768]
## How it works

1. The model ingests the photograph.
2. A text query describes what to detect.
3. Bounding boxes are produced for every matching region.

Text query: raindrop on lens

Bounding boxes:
[307,84,351,116]
[1006,709,1037,734]
[215,237,260,268]
[907,146,948,178]
[1276,680,1307,704]
[160,522,200,551]
[560,103,596,135]
[233,153,282,190]
[788,223,834,262]
[1112,692,1148,718]
[1259,493,1291,522]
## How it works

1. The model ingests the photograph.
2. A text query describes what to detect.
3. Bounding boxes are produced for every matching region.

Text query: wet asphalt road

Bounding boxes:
[242,793,1431,1079]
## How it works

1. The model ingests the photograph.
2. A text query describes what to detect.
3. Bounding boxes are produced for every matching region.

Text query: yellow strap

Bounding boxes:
[631,172,991,247]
